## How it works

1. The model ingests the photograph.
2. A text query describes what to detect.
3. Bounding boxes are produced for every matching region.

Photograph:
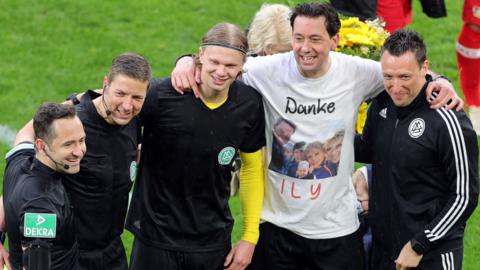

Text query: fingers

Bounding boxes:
[192,66,201,98]
[179,73,192,93]
[171,75,185,95]
[446,97,464,111]
[426,81,465,111]
[427,84,449,109]
[5,258,11,270]
[456,99,464,111]
[0,245,11,270]
[171,56,199,95]
[0,256,10,270]
[395,261,408,270]
[224,246,252,270]
[361,200,369,214]
[225,257,250,270]
[445,98,458,110]
[224,249,234,269]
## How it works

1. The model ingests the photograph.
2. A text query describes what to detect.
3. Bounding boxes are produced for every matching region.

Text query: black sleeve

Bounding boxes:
[19,197,58,269]
[412,110,479,252]
[84,89,102,100]
[140,78,164,127]
[18,197,58,244]
[240,95,266,153]
[4,143,35,196]
[5,142,35,165]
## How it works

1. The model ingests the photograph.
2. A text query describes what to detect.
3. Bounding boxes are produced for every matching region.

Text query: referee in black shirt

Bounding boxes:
[356,29,479,270]
[126,23,265,270]
[0,53,151,270]
[61,53,150,270]
[3,103,86,270]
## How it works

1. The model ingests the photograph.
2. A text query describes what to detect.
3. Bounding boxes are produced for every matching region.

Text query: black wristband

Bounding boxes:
[174,54,195,65]
[66,93,80,105]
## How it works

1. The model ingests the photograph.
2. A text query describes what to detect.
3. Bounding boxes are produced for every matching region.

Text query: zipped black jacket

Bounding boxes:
[355,81,479,260]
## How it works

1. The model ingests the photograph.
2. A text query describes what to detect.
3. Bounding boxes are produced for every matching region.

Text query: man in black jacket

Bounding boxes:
[4,103,86,270]
[355,29,479,270]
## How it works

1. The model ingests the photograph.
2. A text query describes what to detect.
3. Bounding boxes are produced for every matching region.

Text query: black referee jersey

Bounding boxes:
[355,81,479,264]
[126,78,265,252]
[3,143,78,270]
[63,90,140,250]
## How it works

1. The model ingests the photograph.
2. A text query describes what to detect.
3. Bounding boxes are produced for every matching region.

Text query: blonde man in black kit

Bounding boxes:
[126,23,265,270]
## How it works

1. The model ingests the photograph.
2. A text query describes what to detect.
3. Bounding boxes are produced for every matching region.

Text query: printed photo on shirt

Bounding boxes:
[268,117,344,180]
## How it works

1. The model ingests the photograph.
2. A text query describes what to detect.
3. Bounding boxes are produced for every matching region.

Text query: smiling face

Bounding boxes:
[103,74,149,125]
[306,147,325,168]
[292,16,338,78]
[198,46,244,95]
[42,117,86,174]
[381,51,428,107]
[297,166,309,178]
[325,137,342,164]
[274,121,295,142]
[293,148,305,162]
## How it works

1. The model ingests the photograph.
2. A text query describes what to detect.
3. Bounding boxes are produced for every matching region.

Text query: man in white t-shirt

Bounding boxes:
[172,3,461,269]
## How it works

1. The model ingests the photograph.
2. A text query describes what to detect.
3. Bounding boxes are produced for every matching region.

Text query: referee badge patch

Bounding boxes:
[218,147,235,165]
[408,118,425,138]
[130,161,137,181]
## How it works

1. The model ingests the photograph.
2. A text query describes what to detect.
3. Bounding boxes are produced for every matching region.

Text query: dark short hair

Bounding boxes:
[33,103,77,143]
[290,2,341,37]
[293,141,306,151]
[274,117,296,130]
[106,52,152,84]
[381,29,427,67]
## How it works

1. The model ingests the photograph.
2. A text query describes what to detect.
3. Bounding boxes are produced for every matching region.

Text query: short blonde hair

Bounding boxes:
[247,4,292,56]
[324,130,344,149]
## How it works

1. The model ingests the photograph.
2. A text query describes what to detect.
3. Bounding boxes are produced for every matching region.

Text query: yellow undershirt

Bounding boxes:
[204,100,264,244]
[238,150,264,244]
[202,97,228,109]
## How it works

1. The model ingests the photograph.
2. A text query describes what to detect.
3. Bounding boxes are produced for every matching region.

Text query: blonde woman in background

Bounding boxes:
[247,3,292,56]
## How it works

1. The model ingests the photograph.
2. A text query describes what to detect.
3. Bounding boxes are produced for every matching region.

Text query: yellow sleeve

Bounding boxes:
[356,102,368,134]
[239,149,264,244]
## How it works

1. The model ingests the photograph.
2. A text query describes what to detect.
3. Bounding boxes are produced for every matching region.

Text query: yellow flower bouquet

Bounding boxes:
[336,17,389,133]
[336,17,389,61]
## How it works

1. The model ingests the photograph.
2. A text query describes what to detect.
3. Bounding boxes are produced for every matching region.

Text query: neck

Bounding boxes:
[35,153,57,171]
[299,56,331,79]
[199,85,229,104]
[92,96,114,124]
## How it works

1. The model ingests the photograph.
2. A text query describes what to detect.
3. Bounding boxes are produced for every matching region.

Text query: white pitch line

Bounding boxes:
[0,124,16,147]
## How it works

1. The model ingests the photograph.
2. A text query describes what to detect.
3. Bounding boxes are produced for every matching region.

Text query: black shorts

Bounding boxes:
[78,237,128,270]
[129,237,231,270]
[371,244,463,270]
[248,222,364,270]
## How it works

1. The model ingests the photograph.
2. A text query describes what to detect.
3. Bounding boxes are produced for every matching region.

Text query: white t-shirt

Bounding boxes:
[243,51,383,239]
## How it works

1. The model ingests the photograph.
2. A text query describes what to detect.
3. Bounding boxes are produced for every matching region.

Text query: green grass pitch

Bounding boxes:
[0,0,478,268]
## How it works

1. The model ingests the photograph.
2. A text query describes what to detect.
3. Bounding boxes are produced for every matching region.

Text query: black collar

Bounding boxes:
[31,157,63,180]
